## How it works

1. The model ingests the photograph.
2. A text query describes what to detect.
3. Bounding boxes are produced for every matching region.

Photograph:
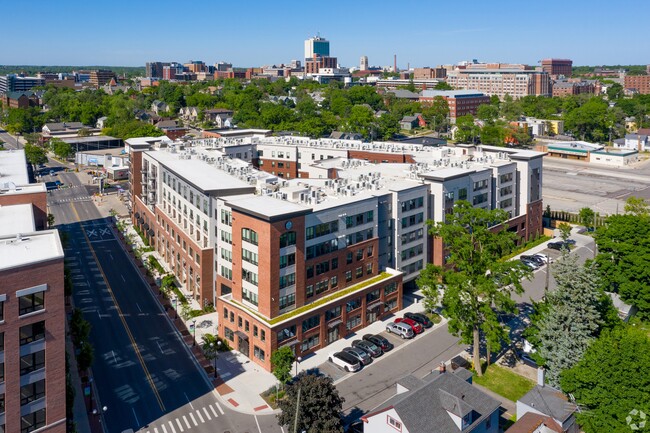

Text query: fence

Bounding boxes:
[548,210,607,228]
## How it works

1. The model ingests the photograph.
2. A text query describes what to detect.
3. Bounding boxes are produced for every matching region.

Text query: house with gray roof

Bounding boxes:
[361,367,500,433]
[516,383,578,433]
[622,133,649,151]
[151,100,170,114]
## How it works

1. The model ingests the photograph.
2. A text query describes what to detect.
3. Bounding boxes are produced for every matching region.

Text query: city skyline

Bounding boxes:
[3,0,649,68]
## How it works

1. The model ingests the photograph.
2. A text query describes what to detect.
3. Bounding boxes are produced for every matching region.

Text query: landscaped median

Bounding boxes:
[226,271,395,327]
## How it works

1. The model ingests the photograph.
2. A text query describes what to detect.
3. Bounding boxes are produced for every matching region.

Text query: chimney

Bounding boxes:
[394,54,397,73]
[537,367,545,386]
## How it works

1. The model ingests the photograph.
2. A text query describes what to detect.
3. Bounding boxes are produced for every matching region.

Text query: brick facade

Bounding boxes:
[0,191,48,231]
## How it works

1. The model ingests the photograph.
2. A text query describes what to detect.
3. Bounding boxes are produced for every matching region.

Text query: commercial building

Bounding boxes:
[146,62,171,79]
[624,75,650,94]
[304,36,330,62]
[541,59,573,78]
[128,135,545,372]
[0,150,66,433]
[88,70,116,87]
[413,67,447,80]
[0,75,45,94]
[419,90,490,122]
[552,79,598,97]
[446,64,551,99]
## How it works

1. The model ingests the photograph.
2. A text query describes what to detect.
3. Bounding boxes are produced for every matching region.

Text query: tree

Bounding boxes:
[277,372,344,433]
[417,201,531,375]
[434,81,453,91]
[606,83,624,101]
[624,195,649,217]
[49,138,73,160]
[558,222,572,242]
[23,144,48,166]
[421,96,450,132]
[579,207,595,230]
[47,213,55,228]
[527,251,617,387]
[595,214,650,318]
[476,104,500,124]
[454,115,480,144]
[560,326,650,433]
[201,333,218,362]
[271,346,295,385]
[375,113,400,140]
[70,308,91,347]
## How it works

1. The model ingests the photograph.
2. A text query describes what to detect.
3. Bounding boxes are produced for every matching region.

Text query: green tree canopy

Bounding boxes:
[560,326,650,433]
[579,207,596,229]
[454,115,480,144]
[624,196,649,217]
[23,144,48,166]
[49,138,73,160]
[271,346,295,385]
[595,213,650,318]
[276,372,344,433]
[417,201,531,375]
[421,96,450,132]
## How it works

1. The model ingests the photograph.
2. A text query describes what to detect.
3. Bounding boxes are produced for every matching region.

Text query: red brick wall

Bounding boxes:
[0,258,66,433]
[0,191,47,231]
[347,150,416,164]
[256,158,299,179]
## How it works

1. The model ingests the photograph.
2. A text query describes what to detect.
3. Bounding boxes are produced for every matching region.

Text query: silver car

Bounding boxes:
[343,346,372,365]
[386,321,414,339]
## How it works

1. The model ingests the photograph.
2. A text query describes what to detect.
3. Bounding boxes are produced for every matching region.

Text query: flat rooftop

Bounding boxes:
[0,204,35,237]
[0,230,64,272]
[0,149,29,186]
[79,147,127,156]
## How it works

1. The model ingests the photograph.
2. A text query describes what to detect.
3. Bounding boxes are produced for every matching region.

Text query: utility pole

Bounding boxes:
[545,253,550,292]
[293,385,301,433]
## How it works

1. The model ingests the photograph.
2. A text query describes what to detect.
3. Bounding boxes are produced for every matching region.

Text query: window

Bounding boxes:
[401,197,424,212]
[242,288,258,306]
[346,297,361,312]
[224,327,234,341]
[367,246,373,257]
[366,263,373,274]
[238,317,243,328]
[500,172,513,183]
[331,257,338,270]
[306,265,314,279]
[254,346,265,361]
[345,211,373,228]
[301,334,319,352]
[20,321,45,346]
[0,300,3,322]
[366,289,380,303]
[315,279,328,294]
[401,244,424,261]
[242,228,258,245]
[385,298,398,311]
[305,285,314,298]
[315,260,329,275]
[261,330,266,342]
[221,248,232,262]
[306,221,338,240]
[279,253,296,269]
[473,192,488,206]
[346,314,361,330]
[325,305,341,321]
[279,231,296,248]
[401,213,424,229]
[245,320,249,332]
[346,252,353,264]
[330,276,338,288]
[356,249,364,261]
[220,266,232,280]
[279,273,296,289]
[20,379,45,405]
[473,179,488,191]
[21,408,46,433]
[229,311,234,322]
[242,249,258,265]
[345,271,352,282]
[305,239,337,259]
[0,393,3,414]
[384,282,398,296]
[20,350,45,375]
[387,415,402,431]
[302,315,320,332]
[19,291,45,316]
[242,269,258,286]
[279,293,296,310]
[500,185,513,197]
[356,267,363,278]
[401,228,424,245]
[277,325,296,343]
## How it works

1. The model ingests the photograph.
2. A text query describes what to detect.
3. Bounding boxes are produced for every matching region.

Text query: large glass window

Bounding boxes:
[242,228,258,245]
[279,273,296,289]
[20,321,45,346]
[306,221,338,240]
[242,249,258,265]
[20,350,45,375]
[302,315,320,332]
[20,379,45,405]
[21,408,46,433]
[19,292,45,316]
[279,231,296,248]
[279,253,296,269]
[242,269,258,286]
[277,325,296,343]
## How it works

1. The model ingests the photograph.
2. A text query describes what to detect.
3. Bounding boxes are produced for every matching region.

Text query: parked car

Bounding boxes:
[352,340,383,357]
[345,421,364,433]
[394,317,424,334]
[329,351,361,372]
[386,321,415,339]
[521,255,545,267]
[532,253,552,264]
[520,258,540,270]
[519,352,538,368]
[363,334,394,352]
[565,238,577,245]
[342,347,372,366]
[547,241,566,251]
[404,312,434,328]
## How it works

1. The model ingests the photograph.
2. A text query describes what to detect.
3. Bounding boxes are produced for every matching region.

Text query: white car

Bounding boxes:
[532,253,552,264]
[328,351,361,372]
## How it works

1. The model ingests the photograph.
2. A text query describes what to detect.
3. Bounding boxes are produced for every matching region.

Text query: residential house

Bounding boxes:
[155,120,187,140]
[621,133,649,151]
[179,106,200,123]
[151,100,170,115]
[505,412,563,433]
[361,367,501,433]
[42,122,93,140]
[400,113,426,130]
[203,108,234,128]
[517,375,579,433]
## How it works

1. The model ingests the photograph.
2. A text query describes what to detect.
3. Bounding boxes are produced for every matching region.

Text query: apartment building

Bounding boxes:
[446,66,551,99]
[624,75,650,95]
[541,58,573,78]
[413,67,447,80]
[128,135,544,372]
[419,90,490,122]
[0,150,66,433]
[88,70,116,87]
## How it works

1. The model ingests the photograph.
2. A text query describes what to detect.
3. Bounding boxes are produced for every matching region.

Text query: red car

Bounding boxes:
[395,317,423,334]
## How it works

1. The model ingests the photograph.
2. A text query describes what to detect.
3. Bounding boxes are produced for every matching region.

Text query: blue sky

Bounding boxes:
[4,0,649,68]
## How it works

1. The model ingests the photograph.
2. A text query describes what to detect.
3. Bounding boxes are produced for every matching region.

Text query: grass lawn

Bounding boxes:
[473,364,535,402]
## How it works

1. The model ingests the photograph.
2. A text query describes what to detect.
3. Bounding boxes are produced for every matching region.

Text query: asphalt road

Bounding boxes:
[0,128,21,149]
[47,166,282,433]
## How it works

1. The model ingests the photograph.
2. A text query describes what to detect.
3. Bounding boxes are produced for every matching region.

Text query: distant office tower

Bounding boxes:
[146,62,171,78]
[360,56,369,71]
[215,62,233,72]
[89,69,116,87]
[304,35,330,62]
[541,59,573,78]
[0,75,45,94]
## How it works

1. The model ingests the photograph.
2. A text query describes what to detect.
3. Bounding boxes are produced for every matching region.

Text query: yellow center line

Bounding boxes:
[70,202,166,412]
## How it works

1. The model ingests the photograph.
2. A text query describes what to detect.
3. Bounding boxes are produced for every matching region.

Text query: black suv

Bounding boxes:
[404,312,434,328]
[363,334,394,351]
[547,241,566,251]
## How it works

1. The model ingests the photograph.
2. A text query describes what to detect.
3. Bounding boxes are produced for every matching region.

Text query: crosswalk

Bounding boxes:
[143,402,225,433]
[51,195,92,204]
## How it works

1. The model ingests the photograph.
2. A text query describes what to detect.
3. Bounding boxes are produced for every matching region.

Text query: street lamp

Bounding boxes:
[192,319,197,346]
[171,296,177,319]
[295,356,302,377]
[213,340,222,379]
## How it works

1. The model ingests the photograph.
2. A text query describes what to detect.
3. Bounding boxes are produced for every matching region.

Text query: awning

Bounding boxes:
[235,330,249,340]
[148,229,155,237]
[366,300,382,311]
[280,339,299,348]
[143,223,150,231]
[135,212,140,219]
[327,319,343,328]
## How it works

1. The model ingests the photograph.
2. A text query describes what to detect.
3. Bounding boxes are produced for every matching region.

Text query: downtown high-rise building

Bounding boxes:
[304,35,330,62]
